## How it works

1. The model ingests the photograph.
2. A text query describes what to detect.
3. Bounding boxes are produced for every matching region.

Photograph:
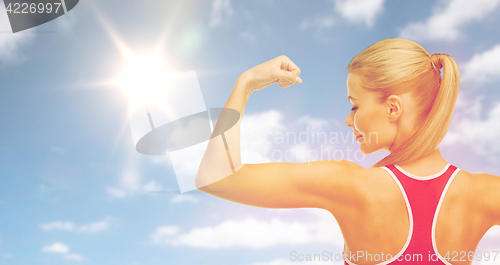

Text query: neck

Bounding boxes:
[397,147,448,173]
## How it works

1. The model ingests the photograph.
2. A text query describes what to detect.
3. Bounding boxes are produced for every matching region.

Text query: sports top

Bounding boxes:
[343,163,461,265]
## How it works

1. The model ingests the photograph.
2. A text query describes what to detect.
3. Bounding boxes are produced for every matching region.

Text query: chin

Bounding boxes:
[359,146,372,155]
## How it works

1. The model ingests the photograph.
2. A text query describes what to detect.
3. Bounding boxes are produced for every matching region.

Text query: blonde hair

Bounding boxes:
[347,38,460,167]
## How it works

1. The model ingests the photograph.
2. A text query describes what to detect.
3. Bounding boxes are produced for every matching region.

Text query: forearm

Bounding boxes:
[195,72,253,189]
[216,71,254,136]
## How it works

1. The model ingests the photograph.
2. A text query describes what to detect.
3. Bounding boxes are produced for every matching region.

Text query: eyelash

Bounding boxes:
[351,106,358,111]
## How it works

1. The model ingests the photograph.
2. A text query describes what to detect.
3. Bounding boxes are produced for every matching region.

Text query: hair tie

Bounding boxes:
[430,53,443,72]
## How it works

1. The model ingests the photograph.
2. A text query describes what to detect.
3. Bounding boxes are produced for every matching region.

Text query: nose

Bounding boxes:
[345,111,353,128]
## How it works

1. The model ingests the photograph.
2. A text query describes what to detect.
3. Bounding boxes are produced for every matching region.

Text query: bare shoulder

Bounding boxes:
[454,169,500,225]
[456,169,500,196]
[469,171,500,183]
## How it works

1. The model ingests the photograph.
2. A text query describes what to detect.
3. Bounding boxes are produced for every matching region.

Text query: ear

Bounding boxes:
[386,95,403,122]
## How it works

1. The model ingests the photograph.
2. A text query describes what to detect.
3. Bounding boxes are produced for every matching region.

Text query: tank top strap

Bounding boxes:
[380,164,460,264]
[381,164,459,231]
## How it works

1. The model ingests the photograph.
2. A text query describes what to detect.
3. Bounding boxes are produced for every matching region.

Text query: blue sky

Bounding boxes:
[0,0,500,264]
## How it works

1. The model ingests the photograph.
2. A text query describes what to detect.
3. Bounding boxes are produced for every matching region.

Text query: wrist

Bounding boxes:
[236,71,255,100]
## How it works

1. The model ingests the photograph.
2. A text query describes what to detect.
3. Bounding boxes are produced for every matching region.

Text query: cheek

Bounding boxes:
[352,111,372,132]
[353,110,386,143]
[353,116,362,131]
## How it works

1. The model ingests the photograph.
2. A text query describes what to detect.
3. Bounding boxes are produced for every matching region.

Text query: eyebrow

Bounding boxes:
[348,96,357,101]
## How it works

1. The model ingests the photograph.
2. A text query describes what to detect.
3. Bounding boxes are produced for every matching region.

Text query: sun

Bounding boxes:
[97,15,177,107]
[116,51,172,104]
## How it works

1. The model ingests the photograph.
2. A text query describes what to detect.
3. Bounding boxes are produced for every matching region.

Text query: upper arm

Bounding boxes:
[478,173,500,226]
[196,159,368,210]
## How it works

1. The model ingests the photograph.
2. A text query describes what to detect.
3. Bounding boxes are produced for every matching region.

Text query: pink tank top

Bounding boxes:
[343,163,460,265]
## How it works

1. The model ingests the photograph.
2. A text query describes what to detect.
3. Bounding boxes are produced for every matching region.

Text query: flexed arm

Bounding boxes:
[195,56,368,210]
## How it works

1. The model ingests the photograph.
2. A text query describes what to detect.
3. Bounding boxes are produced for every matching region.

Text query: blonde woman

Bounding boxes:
[195,38,500,265]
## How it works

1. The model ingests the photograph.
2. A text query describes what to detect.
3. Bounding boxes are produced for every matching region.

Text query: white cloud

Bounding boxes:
[150,209,343,249]
[442,100,500,157]
[76,220,109,233]
[241,110,341,164]
[143,180,164,192]
[170,194,200,204]
[241,109,286,164]
[107,155,166,198]
[40,219,109,233]
[400,0,500,42]
[297,115,330,131]
[242,110,285,140]
[40,221,75,231]
[150,226,181,243]
[334,0,385,27]
[121,168,141,190]
[41,242,69,254]
[0,3,35,64]
[209,0,234,28]
[461,44,500,83]
[300,0,384,40]
[41,242,85,261]
[109,152,141,198]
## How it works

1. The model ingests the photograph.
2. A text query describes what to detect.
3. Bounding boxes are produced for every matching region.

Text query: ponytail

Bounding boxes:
[373,53,460,167]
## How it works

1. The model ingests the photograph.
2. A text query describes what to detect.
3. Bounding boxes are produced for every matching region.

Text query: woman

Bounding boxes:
[195,38,500,265]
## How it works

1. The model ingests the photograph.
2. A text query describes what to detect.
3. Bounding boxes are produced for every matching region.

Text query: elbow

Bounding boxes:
[194,163,248,194]
[195,172,219,194]
[194,172,208,192]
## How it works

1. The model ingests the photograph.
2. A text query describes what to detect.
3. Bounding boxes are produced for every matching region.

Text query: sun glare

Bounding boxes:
[116,52,173,105]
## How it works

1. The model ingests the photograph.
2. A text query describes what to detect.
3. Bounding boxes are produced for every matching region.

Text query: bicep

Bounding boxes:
[197,159,367,210]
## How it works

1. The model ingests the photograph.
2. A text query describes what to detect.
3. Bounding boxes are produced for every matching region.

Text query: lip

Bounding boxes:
[355,135,363,141]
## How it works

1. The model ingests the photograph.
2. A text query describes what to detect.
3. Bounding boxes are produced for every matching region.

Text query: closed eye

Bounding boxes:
[351,106,358,111]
